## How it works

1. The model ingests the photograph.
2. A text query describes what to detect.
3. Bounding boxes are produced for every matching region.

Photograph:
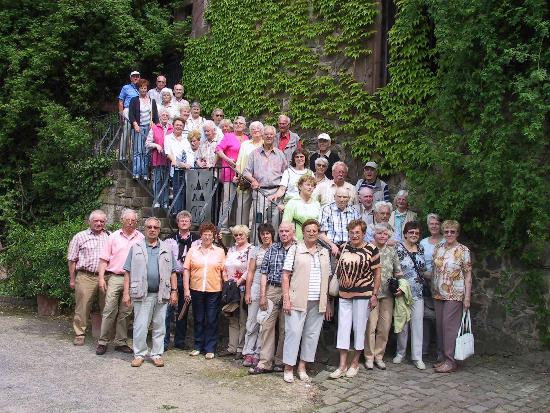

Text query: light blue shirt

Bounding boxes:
[118,83,139,108]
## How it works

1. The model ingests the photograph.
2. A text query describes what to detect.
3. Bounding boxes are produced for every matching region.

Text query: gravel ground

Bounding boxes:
[0,307,317,413]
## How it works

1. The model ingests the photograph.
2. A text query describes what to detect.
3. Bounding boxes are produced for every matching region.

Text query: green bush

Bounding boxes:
[0,219,86,307]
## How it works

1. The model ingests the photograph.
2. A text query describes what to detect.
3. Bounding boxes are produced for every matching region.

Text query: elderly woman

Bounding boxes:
[185,101,205,132]
[281,219,332,383]
[187,129,201,164]
[242,223,275,367]
[128,79,159,180]
[431,220,472,373]
[394,221,427,369]
[364,222,402,370]
[313,157,330,185]
[219,225,252,358]
[420,213,443,357]
[219,118,234,135]
[216,117,248,231]
[145,109,173,208]
[234,121,264,225]
[158,88,178,121]
[183,222,226,359]
[330,220,381,379]
[164,117,195,214]
[389,190,418,242]
[179,103,191,130]
[282,175,321,240]
[268,148,313,206]
[197,120,219,168]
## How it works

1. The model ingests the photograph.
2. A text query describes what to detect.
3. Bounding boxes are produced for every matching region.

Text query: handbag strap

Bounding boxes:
[333,242,348,278]
[400,242,423,279]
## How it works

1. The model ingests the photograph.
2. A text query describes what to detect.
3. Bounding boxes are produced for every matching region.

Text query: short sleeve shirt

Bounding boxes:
[432,243,471,301]
[337,243,380,299]
[183,245,225,292]
[395,242,426,301]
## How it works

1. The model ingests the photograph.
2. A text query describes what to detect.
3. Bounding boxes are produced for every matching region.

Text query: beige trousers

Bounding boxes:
[227,291,247,353]
[257,286,285,370]
[73,271,106,336]
[98,274,133,346]
[364,296,394,360]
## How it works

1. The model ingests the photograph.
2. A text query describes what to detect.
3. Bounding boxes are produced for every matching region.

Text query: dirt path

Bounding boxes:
[0,308,317,413]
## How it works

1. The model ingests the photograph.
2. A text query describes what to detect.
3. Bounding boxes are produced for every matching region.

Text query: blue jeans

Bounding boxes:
[153,165,169,207]
[172,169,186,214]
[164,275,188,349]
[132,125,150,178]
[190,290,221,354]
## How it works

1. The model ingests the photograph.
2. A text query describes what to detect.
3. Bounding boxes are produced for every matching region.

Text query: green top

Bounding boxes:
[282,196,321,240]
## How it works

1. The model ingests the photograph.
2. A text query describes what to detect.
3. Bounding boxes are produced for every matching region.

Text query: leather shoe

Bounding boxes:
[115,345,133,354]
[96,344,107,355]
[131,357,144,367]
[152,357,165,367]
[435,361,457,373]
[433,359,445,368]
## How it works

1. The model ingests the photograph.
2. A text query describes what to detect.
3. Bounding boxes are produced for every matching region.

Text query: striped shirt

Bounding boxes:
[319,202,360,244]
[260,242,294,286]
[67,229,109,273]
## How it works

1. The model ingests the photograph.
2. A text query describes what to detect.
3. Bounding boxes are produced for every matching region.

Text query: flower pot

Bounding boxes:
[91,312,103,338]
[36,294,60,316]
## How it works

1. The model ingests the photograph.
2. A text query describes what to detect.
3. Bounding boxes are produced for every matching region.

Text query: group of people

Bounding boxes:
[65,71,474,378]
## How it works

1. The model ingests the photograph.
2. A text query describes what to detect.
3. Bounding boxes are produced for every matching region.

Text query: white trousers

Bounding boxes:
[336,298,370,351]
[396,298,424,361]
[283,300,324,365]
[242,300,262,357]
[132,293,168,358]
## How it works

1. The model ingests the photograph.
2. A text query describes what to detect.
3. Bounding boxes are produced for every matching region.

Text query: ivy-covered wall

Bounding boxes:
[183,0,550,347]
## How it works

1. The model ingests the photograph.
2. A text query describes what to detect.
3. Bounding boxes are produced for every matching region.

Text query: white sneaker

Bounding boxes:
[414,360,426,370]
[345,365,359,378]
[392,355,403,364]
[374,359,386,370]
[189,350,200,356]
[329,367,347,379]
[365,359,374,370]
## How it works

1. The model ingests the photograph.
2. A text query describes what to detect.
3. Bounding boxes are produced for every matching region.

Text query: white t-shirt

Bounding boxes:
[307,252,322,301]
[279,167,313,201]
[164,133,195,167]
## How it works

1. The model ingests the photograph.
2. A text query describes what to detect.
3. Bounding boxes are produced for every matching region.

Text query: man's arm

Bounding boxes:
[68,261,77,290]
[281,270,292,314]
[259,273,268,310]
[98,259,108,293]
[118,99,124,114]
[122,270,131,306]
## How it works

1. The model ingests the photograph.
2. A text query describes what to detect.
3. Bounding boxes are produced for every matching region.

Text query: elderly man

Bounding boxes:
[389,190,417,242]
[148,75,172,110]
[67,210,110,346]
[244,125,288,239]
[312,161,356,207]
[249,223,295,374]
[365,201,397,246]
[122,217,177,367]
[96,209,144,355]
[319,187,361,256]
[172,83,189,111]
[356,161,390,203]
[164,210,200,351]
[117,71,140,160]
[309,133,340,180]
[354,186,375,226]
[275,114,301,163]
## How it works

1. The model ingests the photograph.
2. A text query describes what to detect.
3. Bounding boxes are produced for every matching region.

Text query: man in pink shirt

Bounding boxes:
[96,209,144,355]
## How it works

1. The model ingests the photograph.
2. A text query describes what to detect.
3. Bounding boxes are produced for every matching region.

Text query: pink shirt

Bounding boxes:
[216,132,248,182]
[100,229,144,274]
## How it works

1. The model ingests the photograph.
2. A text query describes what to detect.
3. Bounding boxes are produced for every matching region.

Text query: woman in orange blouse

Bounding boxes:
[183,222,225,359]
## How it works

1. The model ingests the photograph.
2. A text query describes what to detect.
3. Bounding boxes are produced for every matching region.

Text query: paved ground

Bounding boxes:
[1,306,549,413]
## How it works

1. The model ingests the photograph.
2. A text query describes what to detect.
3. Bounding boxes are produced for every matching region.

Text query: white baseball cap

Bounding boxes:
[130,71,140,76]
[317,133,331,142]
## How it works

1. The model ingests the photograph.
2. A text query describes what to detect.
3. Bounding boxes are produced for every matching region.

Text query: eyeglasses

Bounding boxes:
[294,155,306,159]
[234,233,246,237]
[407,230,420,235]
[146,225,160,229]
[444,230,457,234]
[316,164,328,168]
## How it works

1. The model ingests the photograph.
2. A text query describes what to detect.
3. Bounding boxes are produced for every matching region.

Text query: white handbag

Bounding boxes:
[455,310,474,360]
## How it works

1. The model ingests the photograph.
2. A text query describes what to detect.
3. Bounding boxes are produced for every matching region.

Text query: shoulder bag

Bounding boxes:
[328,243,347,297]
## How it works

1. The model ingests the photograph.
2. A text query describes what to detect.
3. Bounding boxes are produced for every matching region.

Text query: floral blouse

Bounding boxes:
[224,244,252,291]
[395,242,426,301]
[432,243,471,301]
[378,245,402,299]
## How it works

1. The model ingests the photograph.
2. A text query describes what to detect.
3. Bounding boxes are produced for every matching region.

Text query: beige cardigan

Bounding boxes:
[286,241,331,312]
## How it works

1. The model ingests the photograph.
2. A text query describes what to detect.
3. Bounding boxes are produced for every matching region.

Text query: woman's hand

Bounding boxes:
[245,291,252,305]
[133,124,140,133]
[276,204,285,212]
[325,302,333,321]
[330,243,340,257]
[227,159,236,168]
[369,295,378,310]
[394,288,403,297]
[169,291,178,306]
[282,296,291,315]
[463,297,471,310]
[184,290,191,304]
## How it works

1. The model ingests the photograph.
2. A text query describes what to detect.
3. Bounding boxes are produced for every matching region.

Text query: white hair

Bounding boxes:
[234,116,246,125]
[332,161,348,173]
[264,125,276,135]
[120,208,137,220]
[88,209,106,221]
[426,213,441,225]
[202,119,216,131]
[159,107,170,116]
[396,189,409,199]
[374,222,393,237]
[160,88,172,96]
[314,157,329,166]
[358,185,374,195]
[373,201,392,214]
[278,114,290,123]
[144,216,161,227]
[249,121,264,132]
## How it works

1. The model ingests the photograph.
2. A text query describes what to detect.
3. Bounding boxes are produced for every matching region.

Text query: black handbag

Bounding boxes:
[221,280,241,305]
